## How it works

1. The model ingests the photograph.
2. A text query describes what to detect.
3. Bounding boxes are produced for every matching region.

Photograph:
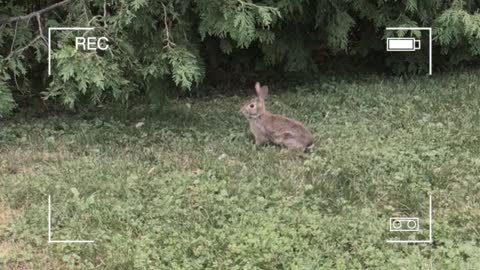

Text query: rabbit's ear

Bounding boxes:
[255,82,262,95]
[261,86,268,99]
[255,82,268,99]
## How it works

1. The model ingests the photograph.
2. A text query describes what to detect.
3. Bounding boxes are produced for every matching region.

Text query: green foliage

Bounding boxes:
[325,11,355,52]
[0,80,15,117]
[2,0,480,114]
[196,0,279,47]
[46,45,131,108]
[436,7,480,63]
[164,46,204,90]
[2,73,480,268]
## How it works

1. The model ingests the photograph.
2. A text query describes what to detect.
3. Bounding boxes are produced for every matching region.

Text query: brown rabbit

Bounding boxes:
[240,82,314,150]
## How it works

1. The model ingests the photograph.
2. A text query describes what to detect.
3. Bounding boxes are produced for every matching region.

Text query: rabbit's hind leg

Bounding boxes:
[283,138,305,150]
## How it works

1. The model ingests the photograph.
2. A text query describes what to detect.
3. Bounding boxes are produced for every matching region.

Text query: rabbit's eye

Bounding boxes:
[249,104,255,108]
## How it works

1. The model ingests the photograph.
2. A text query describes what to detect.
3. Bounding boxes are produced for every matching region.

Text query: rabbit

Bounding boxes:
[240,82,314,151]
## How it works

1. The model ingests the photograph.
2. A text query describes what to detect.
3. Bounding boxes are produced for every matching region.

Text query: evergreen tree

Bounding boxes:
[1,0,480,115]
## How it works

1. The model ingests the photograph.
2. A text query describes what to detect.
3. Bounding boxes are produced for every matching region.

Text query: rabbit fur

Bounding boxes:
[240,82,314,150]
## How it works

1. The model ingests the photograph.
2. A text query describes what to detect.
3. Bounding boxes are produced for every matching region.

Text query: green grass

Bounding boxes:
[2,72,480,269]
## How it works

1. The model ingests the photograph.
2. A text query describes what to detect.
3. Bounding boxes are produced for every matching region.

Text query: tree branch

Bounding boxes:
[10,21,18,54]
[3,0,72,24]
[103,0,107,28]
[36,13,48,46]
[161,3,176,49]
[4,36,44,61]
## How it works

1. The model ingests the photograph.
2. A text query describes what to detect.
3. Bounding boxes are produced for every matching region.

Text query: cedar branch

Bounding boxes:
[4,36,44,61]
[3,0,71,24]
[161,3,176,49]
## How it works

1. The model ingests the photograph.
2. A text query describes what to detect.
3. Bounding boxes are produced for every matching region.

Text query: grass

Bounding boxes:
[1,71,480,269]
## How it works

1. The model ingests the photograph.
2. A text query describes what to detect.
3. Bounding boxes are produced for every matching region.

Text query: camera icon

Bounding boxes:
[389,217,420,232]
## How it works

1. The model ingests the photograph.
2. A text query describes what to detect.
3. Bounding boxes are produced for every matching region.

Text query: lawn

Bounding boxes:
[1,72,480,269]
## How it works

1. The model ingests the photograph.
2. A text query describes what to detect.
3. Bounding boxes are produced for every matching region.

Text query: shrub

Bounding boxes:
[1,0,480,113]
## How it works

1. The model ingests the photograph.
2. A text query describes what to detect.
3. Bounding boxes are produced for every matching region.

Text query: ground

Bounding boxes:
[1,72,480,269]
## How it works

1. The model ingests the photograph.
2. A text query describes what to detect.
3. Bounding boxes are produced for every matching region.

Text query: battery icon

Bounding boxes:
[386,38,421,51]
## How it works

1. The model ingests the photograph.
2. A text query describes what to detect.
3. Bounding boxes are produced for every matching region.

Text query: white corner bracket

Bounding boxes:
[386,194,433,244]
[48,27,95,76]
[385,27,432,75]
[48,195,95,244]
